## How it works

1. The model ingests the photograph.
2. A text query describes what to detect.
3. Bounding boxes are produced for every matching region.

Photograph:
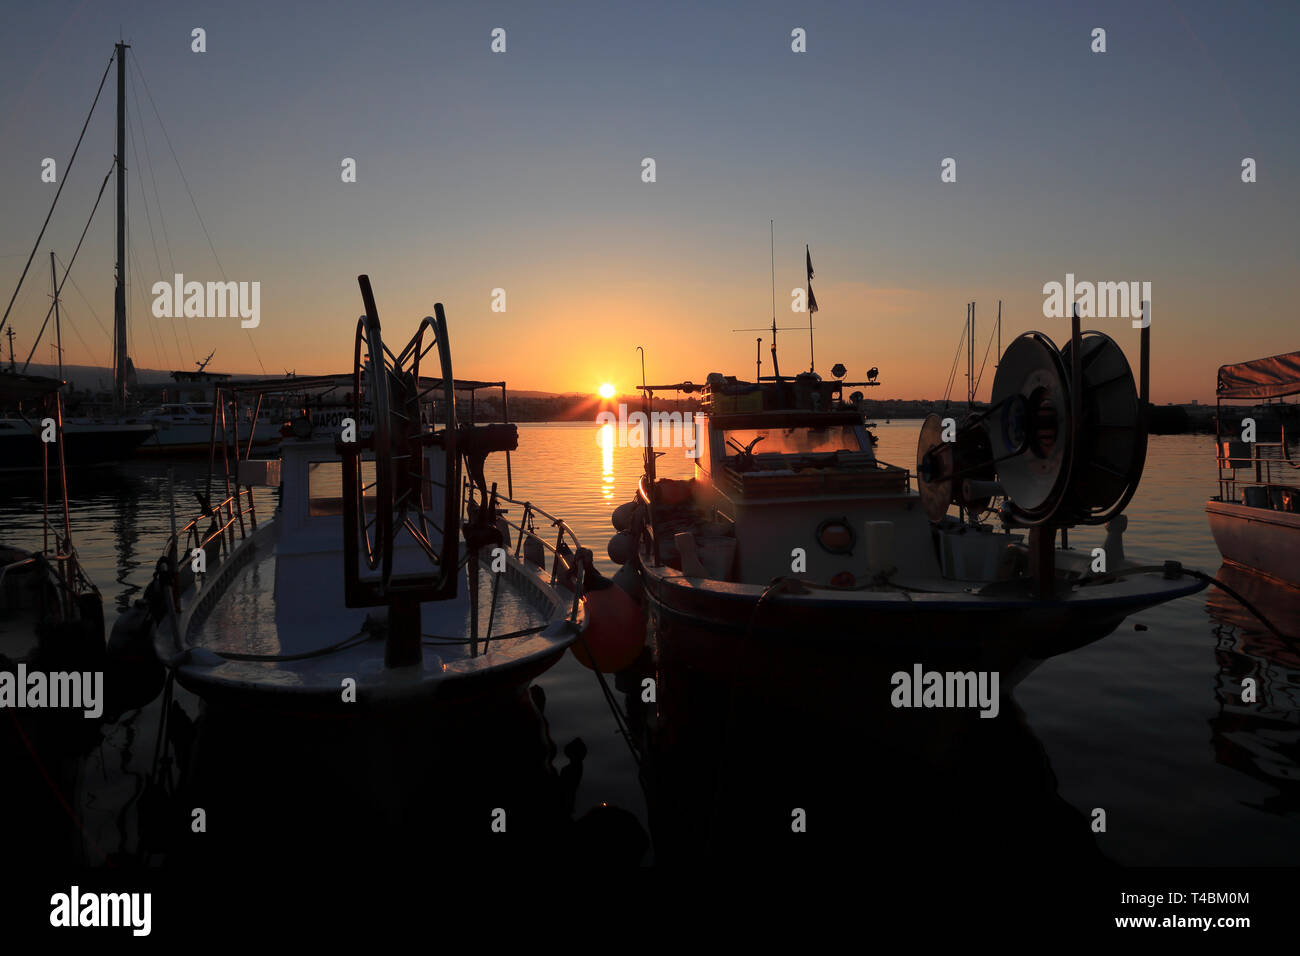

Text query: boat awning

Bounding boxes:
[1217,350,1300,400]
[225,375,507,395]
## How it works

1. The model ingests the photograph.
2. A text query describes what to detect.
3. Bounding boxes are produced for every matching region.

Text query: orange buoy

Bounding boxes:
[573,585,645,672]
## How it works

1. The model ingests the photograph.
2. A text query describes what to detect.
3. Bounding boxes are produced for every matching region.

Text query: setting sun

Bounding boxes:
[599,383,616,399]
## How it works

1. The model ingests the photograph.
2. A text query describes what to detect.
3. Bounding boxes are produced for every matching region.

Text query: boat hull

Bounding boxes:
[149,520,579,715]
[1206,498,1300,589]
[640,558,1207,706]
[0,420,155,471]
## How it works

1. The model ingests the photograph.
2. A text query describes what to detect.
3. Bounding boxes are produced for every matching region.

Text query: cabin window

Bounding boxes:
[719,424,864,459]
[307,460,376,517]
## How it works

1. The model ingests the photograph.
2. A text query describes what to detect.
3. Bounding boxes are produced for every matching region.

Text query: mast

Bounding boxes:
[50,252,63,381]
[113,42,129,412]
[996,299,1001,376]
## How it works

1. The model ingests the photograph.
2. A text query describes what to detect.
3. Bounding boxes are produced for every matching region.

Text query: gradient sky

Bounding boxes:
[1,0,1296,403]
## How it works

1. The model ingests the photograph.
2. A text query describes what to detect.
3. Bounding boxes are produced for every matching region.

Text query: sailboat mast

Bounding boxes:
[50,251,63,382]
[113,42,129,412]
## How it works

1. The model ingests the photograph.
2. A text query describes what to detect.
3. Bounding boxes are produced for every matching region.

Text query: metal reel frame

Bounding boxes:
[1058,330,1147,526]
[341,275,460,607]
[992,331,1074,527]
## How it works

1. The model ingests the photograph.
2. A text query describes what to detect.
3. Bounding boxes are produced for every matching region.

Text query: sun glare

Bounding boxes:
[599,383,616,399]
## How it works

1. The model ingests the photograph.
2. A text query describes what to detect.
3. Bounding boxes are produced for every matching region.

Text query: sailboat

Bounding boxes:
[0,43,237,466]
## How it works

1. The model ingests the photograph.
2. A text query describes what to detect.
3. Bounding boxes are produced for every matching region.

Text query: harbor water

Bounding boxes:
[1,422,1296,866]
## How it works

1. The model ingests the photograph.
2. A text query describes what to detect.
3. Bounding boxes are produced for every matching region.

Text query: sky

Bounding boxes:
[0,0,1296,403]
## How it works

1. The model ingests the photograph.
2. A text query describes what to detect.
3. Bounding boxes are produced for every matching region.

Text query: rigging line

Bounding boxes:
[971,319,999,398]
[0,51,116,339]
[133,54,265,374]
[21,163,114,370]
[129,235,169,371]
[941,320,967,405]
[54,253,110,339]
[125,105,182,371]
[57,302,110,370]
[129,61,193,364]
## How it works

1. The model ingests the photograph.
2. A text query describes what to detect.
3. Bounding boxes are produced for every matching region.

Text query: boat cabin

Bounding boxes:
[642,374,941,587]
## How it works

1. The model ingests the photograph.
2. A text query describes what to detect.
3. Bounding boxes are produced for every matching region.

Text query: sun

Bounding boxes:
[599,383,616,399]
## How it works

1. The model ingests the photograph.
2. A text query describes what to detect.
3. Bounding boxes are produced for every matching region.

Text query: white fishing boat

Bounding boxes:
[120,277,584,713]
[1206,350,1300,588]
[608,308,1208,695]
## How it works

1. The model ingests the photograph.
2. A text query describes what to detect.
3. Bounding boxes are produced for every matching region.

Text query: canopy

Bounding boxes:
[1216,350,1300,400]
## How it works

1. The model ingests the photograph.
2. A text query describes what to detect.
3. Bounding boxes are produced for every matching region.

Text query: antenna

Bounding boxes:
[196,348,215,372]
[733,220,801,382]
[770,220,775,332]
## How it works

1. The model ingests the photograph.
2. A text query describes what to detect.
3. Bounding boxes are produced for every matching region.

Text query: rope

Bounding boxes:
[132,53,266,373]
[21,164,115,370]
[941,320,967,406]
[0,52,115,338]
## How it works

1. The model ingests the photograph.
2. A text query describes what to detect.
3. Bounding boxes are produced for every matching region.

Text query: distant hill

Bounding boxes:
[18,363,575,400]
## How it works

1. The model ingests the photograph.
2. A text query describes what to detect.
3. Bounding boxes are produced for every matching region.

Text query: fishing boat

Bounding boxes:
[0,373,104,665]
[119,277,583,713]
[1206,350,1300,588]
[608,307,1208,696]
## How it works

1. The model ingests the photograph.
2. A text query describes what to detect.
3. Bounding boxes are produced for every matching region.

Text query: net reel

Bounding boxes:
[341,275,461,666]
[915,318,1148,531]
[916,413,996,523]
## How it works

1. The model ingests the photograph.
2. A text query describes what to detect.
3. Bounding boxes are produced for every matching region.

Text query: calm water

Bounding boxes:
[1,422,1297,866]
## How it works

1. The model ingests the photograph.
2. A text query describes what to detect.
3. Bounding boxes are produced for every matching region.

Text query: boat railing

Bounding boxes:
[161,485,259,614]
[462,478,586,621]
[1215,430,1300,508]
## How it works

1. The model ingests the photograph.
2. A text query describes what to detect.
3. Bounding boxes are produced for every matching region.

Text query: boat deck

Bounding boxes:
[169,531,574,711]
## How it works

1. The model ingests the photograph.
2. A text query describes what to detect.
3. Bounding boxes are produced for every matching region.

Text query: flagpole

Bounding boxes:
[806,244,816,373]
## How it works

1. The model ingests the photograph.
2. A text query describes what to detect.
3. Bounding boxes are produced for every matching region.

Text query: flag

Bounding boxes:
[806,244,817,313]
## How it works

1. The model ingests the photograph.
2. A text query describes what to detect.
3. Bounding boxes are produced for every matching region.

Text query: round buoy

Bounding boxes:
[573,586,645,672]
[611,562,642,601]
[607,531,633,565]
[611,500,638,532]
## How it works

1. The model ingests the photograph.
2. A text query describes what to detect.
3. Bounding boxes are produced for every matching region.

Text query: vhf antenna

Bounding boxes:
[733,220,803,381]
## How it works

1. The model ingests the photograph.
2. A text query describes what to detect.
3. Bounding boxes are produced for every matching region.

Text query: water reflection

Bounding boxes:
[636,661,1105,865]
[1205,565,1300,814]
[599,422,615,501]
